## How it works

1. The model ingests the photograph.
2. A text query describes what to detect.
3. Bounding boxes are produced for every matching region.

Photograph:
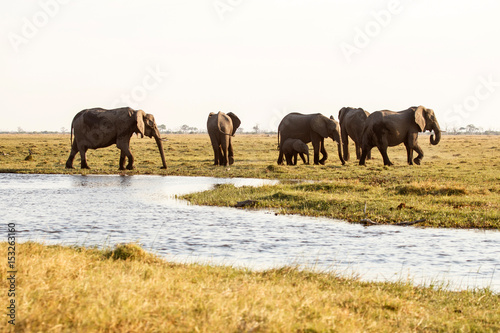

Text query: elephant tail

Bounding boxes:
[276,124,281,150]
[69,116,76,146]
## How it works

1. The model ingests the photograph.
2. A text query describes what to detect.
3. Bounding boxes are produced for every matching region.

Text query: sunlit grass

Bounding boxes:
[1,242,498,332]
[1,134,499,228]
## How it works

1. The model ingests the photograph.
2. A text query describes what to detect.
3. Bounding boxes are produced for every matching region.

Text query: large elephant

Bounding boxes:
[65,107,167,170]
[282,138,309,165]
[207,111,241,166]
[359,105,441,166]
[277,113,344,165]
[338,106,371,161]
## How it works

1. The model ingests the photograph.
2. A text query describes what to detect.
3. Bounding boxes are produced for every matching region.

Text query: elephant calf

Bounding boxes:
[282,138,309,165]
[65,107,167,170]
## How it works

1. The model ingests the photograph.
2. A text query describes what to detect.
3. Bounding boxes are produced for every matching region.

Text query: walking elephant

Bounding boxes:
[359,106,441,166]
[282,138,309,165]
[65,107,167,170]
[207,111,241,166]
[338,107,371,161]
[277,113,344,165]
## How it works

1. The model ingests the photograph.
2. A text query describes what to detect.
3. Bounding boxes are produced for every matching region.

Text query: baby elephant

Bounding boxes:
[282,138,309,165]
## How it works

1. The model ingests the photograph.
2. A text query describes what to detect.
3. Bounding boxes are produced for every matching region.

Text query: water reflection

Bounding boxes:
[1,173,499,292]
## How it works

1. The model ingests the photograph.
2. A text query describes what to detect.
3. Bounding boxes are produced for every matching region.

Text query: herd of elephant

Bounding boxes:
[65,105,441,170]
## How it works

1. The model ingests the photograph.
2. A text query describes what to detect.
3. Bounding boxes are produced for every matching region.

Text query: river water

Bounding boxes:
[1,173,499,292]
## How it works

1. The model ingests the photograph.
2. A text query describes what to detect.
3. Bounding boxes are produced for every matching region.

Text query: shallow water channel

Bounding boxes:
[2,173,499,292]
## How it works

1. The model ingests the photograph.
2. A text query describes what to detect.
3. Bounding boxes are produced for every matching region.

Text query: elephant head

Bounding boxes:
[413,106,441,145]
[311,115,344,165]
[138,111,167,169]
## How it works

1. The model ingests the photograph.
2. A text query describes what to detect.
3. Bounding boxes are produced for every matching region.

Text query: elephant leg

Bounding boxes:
[355,143,362,160]
[119,151,127,170]
[359,147,369,166]
[311,141,320,165]
[404,142,414,165]
[412,143,424,165]
[228,139,234,165]
[79,148,90,169]
[277,147,285,165]
[376,134,393,166]
[376,145,392,166]
[285,153,292,165]
[299,153,307,165]
[211,141,220,165]
[319,139,328,165]
[220,136,229,166]
[117,139,134,170]
[293,153,298,165]
[119,148,134,170]
[65,140,78,169]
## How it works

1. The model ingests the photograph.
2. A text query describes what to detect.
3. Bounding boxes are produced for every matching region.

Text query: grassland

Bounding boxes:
[1,241,498,332]
[1,133,499,229]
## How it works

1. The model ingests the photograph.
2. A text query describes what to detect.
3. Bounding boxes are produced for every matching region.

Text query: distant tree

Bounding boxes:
[466,124,479,134]
[17,127,24,133]
[60,127,68,134]
[253,124,260,134]
[158,124,167,133]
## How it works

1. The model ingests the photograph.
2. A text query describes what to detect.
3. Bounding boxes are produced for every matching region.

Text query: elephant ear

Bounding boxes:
[414,106,426,132]
[227,112,241,136]
[135,109,146,138]
[311,115,329,138]
[217,112,231,136]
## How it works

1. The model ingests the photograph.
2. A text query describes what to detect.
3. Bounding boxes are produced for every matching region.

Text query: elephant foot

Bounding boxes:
[81,166,90,170]
[160,166,167,169]
[126,165,135,170]
[65,164,74,169]
[413,158,421,165]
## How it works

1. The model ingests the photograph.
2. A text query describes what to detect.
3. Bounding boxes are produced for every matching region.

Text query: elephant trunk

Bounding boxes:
[332,132,345,165]
[154,134,167,169]
[430,122,441,145]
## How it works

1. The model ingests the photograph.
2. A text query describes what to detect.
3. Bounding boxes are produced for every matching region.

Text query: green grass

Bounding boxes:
[1,133,499,228]
[1,242,498,332]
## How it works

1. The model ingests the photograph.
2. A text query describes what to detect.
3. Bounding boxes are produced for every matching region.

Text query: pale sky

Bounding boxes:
[1,0,500,132]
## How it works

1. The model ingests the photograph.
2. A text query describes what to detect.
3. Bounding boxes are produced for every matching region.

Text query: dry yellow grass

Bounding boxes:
[1,242,498,332]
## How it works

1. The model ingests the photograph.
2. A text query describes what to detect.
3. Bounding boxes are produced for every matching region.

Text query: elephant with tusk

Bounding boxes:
[65,107,167,170]
[359,105,441,166]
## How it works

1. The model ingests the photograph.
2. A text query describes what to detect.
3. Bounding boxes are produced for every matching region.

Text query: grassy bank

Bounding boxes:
[1,134,499,228]
[1,242,498,332]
